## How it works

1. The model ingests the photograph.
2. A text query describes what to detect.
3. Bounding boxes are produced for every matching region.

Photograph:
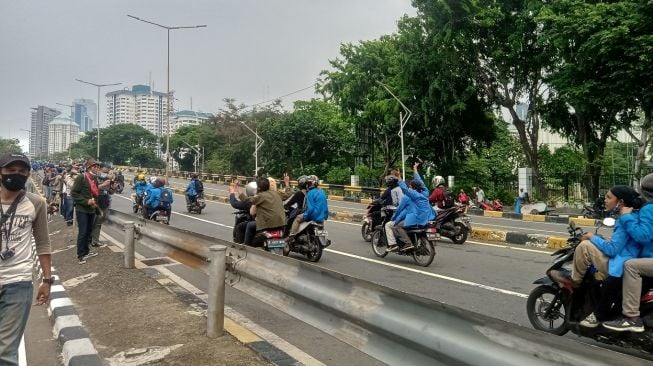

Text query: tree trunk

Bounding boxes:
[632,109,652,189]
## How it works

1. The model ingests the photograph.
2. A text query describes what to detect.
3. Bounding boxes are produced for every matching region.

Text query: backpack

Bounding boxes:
[195,180,204,193]
[443,190,456,209]
[159,188,172,208]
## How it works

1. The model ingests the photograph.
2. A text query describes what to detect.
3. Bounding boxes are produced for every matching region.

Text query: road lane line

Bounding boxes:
[463,240,553,254]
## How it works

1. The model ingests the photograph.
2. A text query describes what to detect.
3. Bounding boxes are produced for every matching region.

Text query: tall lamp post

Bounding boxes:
[127,14,206,176]
[75,79,121,160]
[240,121,264,176]
[55,102,75,159]
[376,81,412,180]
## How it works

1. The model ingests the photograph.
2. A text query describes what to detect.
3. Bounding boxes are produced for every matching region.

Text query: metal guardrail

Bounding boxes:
[104,209,647,365]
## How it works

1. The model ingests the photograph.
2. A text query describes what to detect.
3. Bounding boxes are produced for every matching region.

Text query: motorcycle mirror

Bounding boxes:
[602,217,616,228]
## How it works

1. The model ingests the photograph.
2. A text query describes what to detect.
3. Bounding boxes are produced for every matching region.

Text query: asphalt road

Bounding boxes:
[105,183,650,364]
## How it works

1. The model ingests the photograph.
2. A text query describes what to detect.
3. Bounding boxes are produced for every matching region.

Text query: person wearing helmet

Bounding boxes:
[232,177,286,246]
[229,180,257,243]
[428,175,447,209]
[283,175,309,234]
[143,178,174,219]
[386,163,435,251]
[131,173,148,208]
[288,174,328,238]
[375,169,403,210]
[185,173,204,208]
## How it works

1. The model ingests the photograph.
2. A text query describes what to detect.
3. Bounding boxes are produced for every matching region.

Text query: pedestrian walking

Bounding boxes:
[0,153,52,365]
[71,159,101,264]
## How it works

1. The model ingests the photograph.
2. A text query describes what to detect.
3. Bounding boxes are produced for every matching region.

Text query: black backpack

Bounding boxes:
[443,190,456,209]
[195,180,204,193]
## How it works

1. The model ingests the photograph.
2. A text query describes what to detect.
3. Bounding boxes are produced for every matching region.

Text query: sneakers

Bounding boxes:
[603,316,645,333]
[66,221,73,226]
[580,312,600,328]
[91,241,107,248]
[78,257,87,265]
[386,245,399,252]
[83,251,99,259]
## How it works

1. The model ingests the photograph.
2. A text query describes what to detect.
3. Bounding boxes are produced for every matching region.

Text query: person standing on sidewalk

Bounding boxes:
[71,159,101,264]
[90,164,114,247]
[0,152,52,365]
[62,166,78,226]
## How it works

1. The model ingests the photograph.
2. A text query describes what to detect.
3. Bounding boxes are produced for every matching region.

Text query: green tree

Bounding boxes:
[0,138,23,155]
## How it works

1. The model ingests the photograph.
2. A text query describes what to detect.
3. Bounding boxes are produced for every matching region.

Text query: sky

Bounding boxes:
[0,0,416,150]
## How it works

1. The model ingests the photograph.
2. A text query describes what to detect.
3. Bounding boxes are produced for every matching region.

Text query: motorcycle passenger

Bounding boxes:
[375,169,403,209]
[131,173,148,208]
[428,176,447,209]
[284,175,308,234]
[230,181,257,244]
[143,178,173,219]
[288,175,328,239]
[185,173,203,208]
[233,177,286,246]
[549,185,643,328]
[386,163,435,252]
[604,174,653,332]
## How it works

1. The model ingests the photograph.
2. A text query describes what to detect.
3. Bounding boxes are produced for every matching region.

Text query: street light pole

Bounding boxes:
[75,79,121,160]
[127,15,206,177]
[376,81,412,180]
[240,122,264,176]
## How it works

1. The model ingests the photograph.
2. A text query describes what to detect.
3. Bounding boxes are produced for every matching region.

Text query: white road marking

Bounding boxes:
[63,273,99,288]
[18,335,26,366]
[462,240,553,254]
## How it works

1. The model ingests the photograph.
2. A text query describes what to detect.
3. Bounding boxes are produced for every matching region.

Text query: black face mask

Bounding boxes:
[2,174,28,192]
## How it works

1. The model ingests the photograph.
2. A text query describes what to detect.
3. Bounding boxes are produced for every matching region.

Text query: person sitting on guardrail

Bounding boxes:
[287,175,328,240]
[233,177,286,246]
[386,163,435,252]
[603,174,653,333]
[549,185,643,328]
[185,173,204,208]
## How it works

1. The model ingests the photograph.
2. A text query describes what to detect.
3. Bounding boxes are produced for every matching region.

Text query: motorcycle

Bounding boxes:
[370,208,436,267]
[131,194,144,215]
[478,199,503,211]
[115,181,124,194]
[526,218,653,353]
[361,201,384,242]
[434,205,471,244]
[232,209,254,243]
[285,220,331,262]
[187,193,206,214]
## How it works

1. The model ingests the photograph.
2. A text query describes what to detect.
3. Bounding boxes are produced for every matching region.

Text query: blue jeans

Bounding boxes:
[63,196,74,222]
[0,281,33,366]
[76,211,96,258]
[44,185,52,201]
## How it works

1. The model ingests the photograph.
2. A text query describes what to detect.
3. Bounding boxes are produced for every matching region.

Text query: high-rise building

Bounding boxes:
[172,110,213,133]
[30,105,60,159]
[73,99,96,132]
[105,85,170,137]
[47,113,80,155]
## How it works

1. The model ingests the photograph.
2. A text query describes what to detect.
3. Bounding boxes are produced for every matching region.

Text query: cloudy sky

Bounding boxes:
[0,0,415,149]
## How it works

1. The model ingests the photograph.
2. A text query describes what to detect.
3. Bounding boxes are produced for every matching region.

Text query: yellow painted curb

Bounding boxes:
[570,217,596,227]
[531,215,546,222]
[484,211,503,218]
[224,317,262,344]
[547,237,569,249]
[471,228,507,242]
[335,211,353,220]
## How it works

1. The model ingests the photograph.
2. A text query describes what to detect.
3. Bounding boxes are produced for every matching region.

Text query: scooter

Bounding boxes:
[478,199,503,211]
[285,220,331,262]
[147,206,170,225]
[361,201,384,242]
[526,218,653,353]
[187,193,206,214]
[370,208,436,267]
[434,205,471,244]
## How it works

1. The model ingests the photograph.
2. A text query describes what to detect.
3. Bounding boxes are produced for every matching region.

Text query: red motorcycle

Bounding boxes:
[478,199,503,211]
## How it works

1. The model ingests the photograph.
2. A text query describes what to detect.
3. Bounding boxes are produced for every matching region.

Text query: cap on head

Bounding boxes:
[0,153,31,170]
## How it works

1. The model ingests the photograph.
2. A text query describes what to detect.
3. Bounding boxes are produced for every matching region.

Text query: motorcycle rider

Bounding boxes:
[549,185,643,328]
[284,175,309,234]
[386,163,435,252]
[185,173,203,208]
[603,174,653,332]
[231,177,286,246]
[143,177,173,219]
[230,181,257,243]
[429,176,447,209]
[375,169,403,208]
[131,173,148,209]
[287,175,328,239]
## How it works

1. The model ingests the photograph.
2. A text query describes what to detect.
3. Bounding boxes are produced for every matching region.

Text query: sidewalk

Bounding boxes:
[31,216,270,366]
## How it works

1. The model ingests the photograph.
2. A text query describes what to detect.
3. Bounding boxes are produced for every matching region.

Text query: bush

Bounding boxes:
[325,167,352,185]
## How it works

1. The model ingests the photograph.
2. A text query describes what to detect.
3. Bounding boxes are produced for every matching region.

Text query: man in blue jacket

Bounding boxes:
[385,163,435,252]
[603,174,653,332]
[185,174,203,207]
[288,175,328,238]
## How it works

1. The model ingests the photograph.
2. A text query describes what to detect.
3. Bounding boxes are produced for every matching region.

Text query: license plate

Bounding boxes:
[267,239,286,249]
[316,230,327,236]
[427,233,437,240]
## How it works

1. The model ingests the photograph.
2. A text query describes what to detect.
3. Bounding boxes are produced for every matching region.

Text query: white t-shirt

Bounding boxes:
[0,192,51,285]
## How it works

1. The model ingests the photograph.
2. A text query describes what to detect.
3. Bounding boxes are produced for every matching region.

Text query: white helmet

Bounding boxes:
[432,175,445,187]
[245,181,257,196]
[149,176,158,184]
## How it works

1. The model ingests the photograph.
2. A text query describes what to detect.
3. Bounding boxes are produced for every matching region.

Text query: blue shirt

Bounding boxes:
[620,203,653,258]
[391,172,435,226]
[590,219,642,277]
[185,179,199,196]
[304,188,329,223]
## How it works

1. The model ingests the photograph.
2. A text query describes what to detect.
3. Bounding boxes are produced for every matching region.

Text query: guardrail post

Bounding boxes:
[207,245,226,338]
[124,221,135,269]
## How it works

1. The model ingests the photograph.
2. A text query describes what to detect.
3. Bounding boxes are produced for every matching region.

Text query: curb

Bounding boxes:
[467,208,597,226]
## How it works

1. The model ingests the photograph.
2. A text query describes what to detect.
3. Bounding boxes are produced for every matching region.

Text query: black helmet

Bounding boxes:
[297,175,309,190]
[385,175,399,188]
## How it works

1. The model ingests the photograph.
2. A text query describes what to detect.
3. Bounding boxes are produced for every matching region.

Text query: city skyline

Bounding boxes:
[1,1,415,151]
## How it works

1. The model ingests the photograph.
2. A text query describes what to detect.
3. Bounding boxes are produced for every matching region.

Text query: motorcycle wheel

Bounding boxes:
[361,222,372,242]
[526,285,568,336]
[371,230,388,258]
[305,237,323,262]
[412,237,435,267]
[451,222,468,244]
[187,206,192,213]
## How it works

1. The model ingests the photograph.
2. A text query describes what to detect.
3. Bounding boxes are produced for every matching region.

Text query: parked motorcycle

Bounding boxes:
[370,208,436,267]
[361,201,385,242]
[187,193,206,214]
[434,206,471,244]
[478,199,503,211]
[286,221,331,262]
[526,218,653,353]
